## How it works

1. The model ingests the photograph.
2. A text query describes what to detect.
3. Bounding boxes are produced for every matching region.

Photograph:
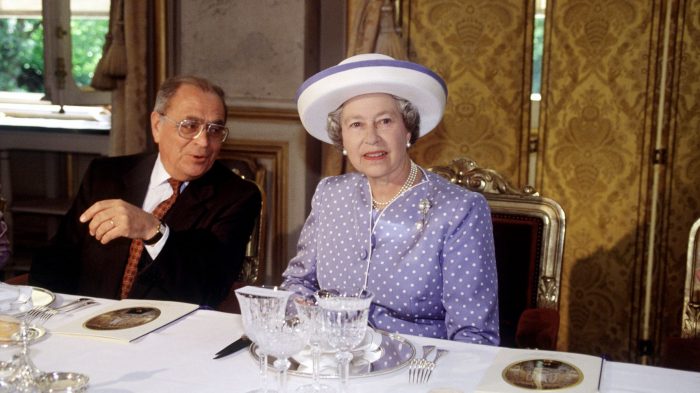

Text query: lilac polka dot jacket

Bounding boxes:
[282,167,500,345]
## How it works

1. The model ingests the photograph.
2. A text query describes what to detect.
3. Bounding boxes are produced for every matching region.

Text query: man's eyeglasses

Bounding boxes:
[158,113,229,142]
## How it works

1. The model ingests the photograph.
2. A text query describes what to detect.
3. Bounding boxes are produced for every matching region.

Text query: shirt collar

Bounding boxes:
[150,154,170,188]
[150,154,189,191]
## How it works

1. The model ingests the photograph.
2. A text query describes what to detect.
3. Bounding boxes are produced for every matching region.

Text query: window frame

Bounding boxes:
[41,0,110,106]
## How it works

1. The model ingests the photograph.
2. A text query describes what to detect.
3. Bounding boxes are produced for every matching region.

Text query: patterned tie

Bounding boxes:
[120,178,182,299]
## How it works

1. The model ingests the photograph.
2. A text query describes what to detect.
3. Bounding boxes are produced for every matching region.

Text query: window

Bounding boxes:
[528,0,547,186]
[0,0,110,128]
[42,0,110,106]
[531,0,546,102]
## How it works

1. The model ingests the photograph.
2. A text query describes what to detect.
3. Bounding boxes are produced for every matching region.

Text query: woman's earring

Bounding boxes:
[406,141,411,148]
[342,148,347,156]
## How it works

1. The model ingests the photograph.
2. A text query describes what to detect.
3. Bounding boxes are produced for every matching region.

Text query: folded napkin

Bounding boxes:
[0,282,33,313]
[293,335,381,377]
[294,351,372,376]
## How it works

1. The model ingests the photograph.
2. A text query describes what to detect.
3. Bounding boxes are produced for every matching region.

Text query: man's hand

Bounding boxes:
[80,199,160,244]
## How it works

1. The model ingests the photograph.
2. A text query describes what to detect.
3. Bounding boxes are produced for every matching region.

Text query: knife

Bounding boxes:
[213,335,252,359]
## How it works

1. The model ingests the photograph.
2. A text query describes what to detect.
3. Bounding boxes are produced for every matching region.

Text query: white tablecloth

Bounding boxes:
[22,294,700,392]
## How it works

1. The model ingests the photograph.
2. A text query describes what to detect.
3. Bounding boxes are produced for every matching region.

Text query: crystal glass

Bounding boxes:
[235,286,292,393]
[256,317,306,393]
[315,290,374,393]
[293,296,335,393]
[0,315,43,392]
[0,315,21,390]
[1,296,91,392]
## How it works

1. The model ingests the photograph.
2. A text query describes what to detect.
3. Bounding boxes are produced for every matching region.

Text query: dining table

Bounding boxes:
[22,293,700,392]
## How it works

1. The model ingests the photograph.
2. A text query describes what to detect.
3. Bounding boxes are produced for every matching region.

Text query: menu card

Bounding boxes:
[53,299,199,342]
[475,347,602,393]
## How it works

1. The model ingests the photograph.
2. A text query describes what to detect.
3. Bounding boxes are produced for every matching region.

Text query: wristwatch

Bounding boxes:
[143,221,166,245]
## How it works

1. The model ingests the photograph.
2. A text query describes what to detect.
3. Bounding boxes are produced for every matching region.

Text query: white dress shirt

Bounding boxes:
[142,154,188,258]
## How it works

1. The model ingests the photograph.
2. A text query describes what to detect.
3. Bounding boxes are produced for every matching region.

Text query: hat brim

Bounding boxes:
[296,59,447,144]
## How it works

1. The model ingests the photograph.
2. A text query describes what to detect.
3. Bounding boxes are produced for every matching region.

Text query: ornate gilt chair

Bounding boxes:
[429,157,566,349]
[661,217,700,372]
[215,156,267,313]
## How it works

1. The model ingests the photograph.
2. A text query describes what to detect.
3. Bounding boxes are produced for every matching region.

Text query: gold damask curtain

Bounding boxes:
[92,0,150,156]
[407,0,533,183]
[401,0,700,364]
[537,0,700,363]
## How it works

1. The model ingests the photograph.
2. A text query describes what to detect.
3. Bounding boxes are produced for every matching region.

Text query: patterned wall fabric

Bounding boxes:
[538,0,660,361]
[406,0,700,362]
[407,0,534,185]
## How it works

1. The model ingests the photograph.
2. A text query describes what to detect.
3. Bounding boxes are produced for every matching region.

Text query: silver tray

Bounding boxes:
[249,330,416,379]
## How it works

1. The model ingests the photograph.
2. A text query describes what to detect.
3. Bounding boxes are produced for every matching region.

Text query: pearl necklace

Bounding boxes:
[372,161,418,210]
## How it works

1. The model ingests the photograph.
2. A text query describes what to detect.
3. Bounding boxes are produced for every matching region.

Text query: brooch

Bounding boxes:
[416,198,431,230]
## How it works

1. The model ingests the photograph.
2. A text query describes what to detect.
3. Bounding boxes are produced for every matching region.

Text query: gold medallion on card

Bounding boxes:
[84,307,161,330]
[502,359,583,390]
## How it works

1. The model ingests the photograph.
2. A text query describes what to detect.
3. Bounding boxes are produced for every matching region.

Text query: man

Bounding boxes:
[29,75,261,308]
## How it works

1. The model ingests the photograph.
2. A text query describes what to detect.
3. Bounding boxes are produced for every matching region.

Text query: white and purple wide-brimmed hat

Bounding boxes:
[296,53,448,144]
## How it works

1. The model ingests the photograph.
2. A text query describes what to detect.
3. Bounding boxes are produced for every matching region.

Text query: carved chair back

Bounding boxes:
[682,217,700,338]
[215,155,266,313]
[429,157,565,347]
[659,217,700,372]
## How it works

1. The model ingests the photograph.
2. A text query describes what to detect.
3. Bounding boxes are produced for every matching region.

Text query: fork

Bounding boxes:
[420,348,449,383]
[24,298,97,325]
[23,298,90,322]
[409,345,435,383]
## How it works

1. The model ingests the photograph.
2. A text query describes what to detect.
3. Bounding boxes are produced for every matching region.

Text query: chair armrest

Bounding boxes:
[215,280,248,314]
[660,336,700,372]
[4,273,29,285]
[515,308,560,350]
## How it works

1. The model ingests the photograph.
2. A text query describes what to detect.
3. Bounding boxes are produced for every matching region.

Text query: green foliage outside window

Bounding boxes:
[71,19,108,87]
[532,16,545,95]
[0,18,44,93]
[0,17,108,93]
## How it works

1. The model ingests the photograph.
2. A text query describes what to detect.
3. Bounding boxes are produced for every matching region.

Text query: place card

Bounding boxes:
[475,347,602,393]
[52,299,199,342]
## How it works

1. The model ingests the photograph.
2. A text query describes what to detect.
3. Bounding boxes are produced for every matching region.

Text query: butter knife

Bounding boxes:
[213,335,252,359]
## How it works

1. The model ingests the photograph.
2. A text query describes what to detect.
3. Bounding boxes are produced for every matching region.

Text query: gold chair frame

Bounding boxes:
[682,217,700,338]
[219,155,266,287]
[429,157,565,310]
[210,155,267,313]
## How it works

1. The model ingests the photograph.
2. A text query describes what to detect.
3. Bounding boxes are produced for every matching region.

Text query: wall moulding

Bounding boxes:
[226,96,299,121]
[227,105,299,121]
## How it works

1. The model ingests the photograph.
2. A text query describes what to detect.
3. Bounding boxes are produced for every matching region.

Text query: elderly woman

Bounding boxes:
[282,53,499,345]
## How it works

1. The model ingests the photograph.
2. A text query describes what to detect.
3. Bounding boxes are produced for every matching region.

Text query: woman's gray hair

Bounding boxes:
[153,75,227,121]
[326,95,420,150]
